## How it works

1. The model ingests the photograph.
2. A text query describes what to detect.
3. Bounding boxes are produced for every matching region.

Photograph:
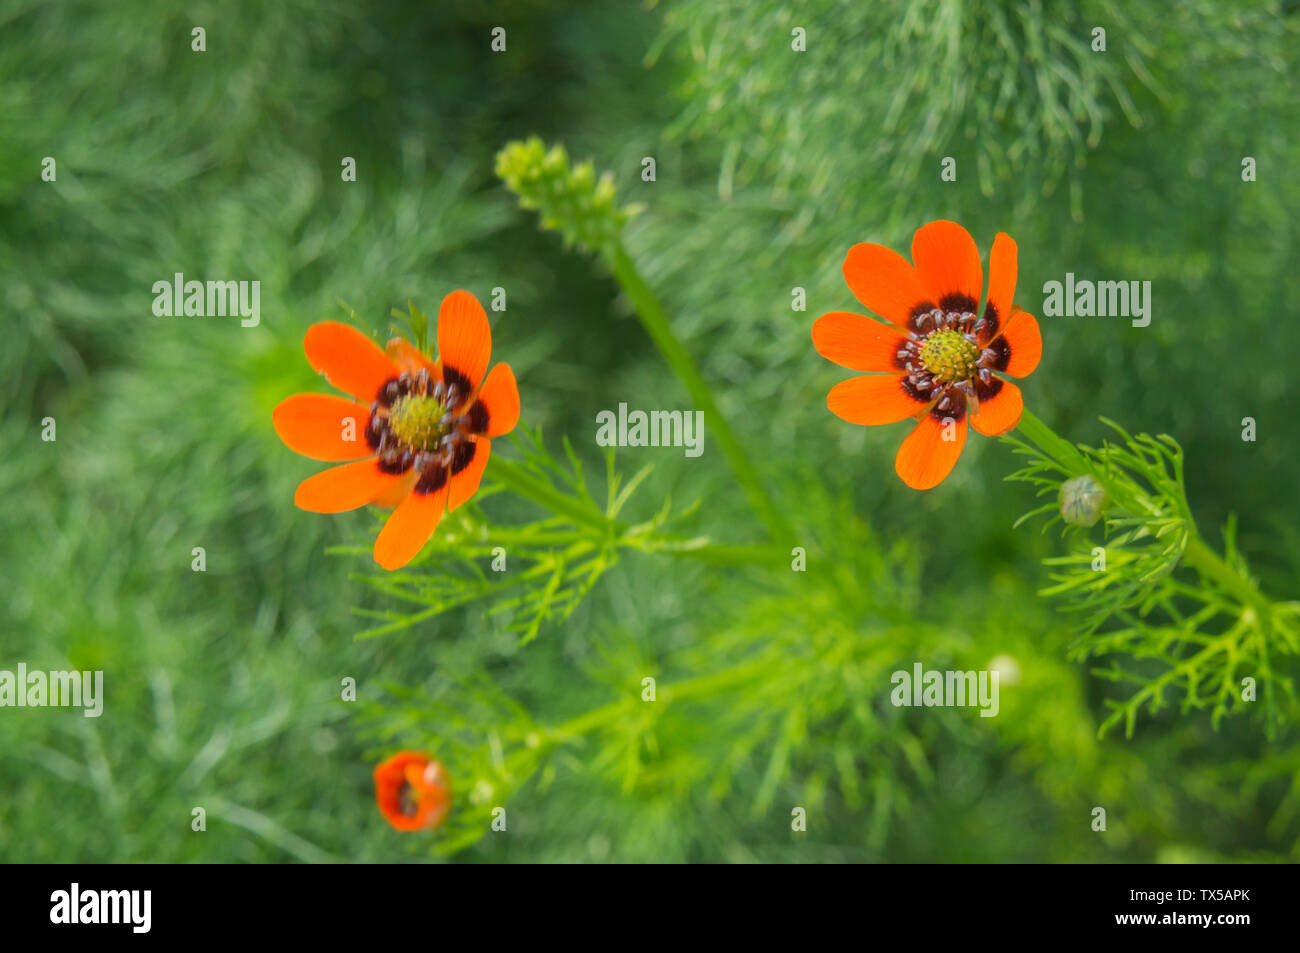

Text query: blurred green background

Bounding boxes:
[2,0,1297,862]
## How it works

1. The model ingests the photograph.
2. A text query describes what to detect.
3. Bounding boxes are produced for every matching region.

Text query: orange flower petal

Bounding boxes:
[971,378,1023,437]
[272,394,374,462]
[379,809,425,833]
[374,750,424,798]
[406,761,451,830]
[827,374,929,426]
[811,312,908,373]
[842,243,935,327]
[911,220,983,311]
[895,411,968,490]
[448,438,491,512]
[386,338,436,377]
[373,755,419,830]
[982,232,1017,343]
[293,459,402,513]
[373,471,419,508]
[996,310,1042,378]
[469,363,520,437]
[303,322,400,403]
[437,290,492,395]
[373,475,449,570]
[377,752,425,778]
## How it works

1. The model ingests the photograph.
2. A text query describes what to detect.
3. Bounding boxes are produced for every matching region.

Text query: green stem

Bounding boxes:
[490,457,609,533]
[1013,408,1090,475]
[606,242,793,542]
[1182,536,1271,623]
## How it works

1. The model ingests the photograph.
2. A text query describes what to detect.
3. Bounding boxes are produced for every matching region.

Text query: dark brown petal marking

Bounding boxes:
[939,293,978,314]
[414,463,449,495]
[441,364,473,400]
[987,335,1012,372]
[907,301,940,333]
[365,416,388,451]
[929,389,967,423]
[979,302,1000,343]
[378,377,403,407]
[377,450,414,475]
[900,377,930,403]
[974,375,1004,403]
[450,439,477,475]
[398,781,419,818]
[465,399,490,434]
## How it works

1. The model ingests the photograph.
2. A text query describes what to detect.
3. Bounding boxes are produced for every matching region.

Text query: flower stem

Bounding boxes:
[1181,535,1271,624]
[489,457,609,533]
[605,242,793,542]
[1012,407,1090,475]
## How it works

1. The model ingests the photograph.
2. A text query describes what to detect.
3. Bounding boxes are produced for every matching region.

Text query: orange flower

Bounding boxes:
[373,751,452,832]
[812,220,1041,489]
[274,290,520,569]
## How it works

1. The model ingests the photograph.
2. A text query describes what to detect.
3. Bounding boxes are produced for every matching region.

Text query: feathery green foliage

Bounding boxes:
[4,0,1300,864]
[1007,411,1299,739]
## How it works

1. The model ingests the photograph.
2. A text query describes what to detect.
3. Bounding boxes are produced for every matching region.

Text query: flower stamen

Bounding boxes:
[919,327,980,384]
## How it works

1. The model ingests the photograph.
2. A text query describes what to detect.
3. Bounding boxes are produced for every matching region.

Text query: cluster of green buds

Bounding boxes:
[495,137,639,256]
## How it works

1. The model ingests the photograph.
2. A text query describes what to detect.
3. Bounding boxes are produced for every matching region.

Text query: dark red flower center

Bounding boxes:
[398,780,420,818]
[896,306,1008,422]
[366,370,486,493]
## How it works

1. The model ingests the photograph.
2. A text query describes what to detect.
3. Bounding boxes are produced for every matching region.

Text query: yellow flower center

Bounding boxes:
[388,395,449,452]
[919,329,979,383]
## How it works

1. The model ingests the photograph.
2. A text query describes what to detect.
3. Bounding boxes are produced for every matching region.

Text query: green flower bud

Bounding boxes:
[495,137,639,255]
[1059,475,1107,527]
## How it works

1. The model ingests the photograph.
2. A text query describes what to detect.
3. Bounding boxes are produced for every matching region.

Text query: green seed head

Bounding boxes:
[495,137,640,255]
[919,329,979,383]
